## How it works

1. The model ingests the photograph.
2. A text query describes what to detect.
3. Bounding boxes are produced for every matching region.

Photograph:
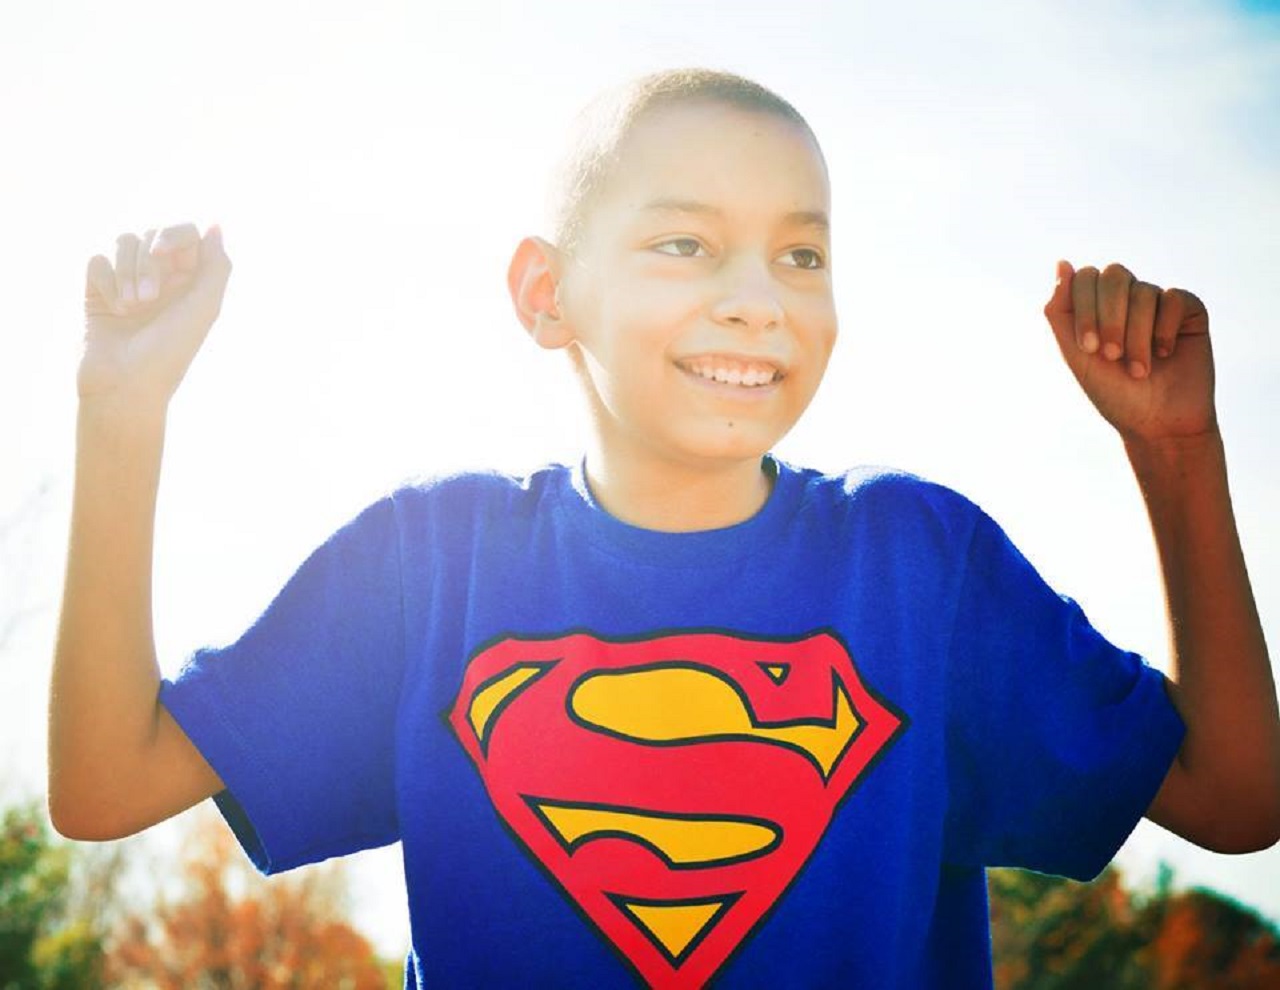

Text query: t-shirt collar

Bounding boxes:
[559,454,802,568]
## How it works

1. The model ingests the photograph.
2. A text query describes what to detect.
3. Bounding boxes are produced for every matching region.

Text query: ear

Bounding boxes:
[508,236,572,350]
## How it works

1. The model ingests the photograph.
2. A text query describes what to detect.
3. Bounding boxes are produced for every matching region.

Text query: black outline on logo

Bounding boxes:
[465,660,556,756]
[605,891,743,969]
[522,795,783,870]
[566,661,861,783]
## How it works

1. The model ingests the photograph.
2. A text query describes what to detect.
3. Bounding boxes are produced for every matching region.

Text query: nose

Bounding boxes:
[711,258,784,332]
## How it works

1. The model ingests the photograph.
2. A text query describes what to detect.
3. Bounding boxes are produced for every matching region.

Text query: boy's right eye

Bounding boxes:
[652,237,708,258]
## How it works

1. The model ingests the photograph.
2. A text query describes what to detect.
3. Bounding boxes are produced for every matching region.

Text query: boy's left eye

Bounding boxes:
[653,238,708,258]
[778,247,826,270]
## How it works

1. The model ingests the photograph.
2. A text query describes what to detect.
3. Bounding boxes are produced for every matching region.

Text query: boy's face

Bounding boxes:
[556,101,837,472]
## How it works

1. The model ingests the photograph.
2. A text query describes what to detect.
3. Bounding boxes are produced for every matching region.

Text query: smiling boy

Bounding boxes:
[509,88,836,533]
[50,69,1279,988]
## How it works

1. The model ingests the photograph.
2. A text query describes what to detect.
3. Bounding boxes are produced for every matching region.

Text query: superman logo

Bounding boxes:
[447,630,906,988]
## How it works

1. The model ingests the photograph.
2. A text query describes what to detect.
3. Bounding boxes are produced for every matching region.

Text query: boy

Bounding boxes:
[50,69,1279,988]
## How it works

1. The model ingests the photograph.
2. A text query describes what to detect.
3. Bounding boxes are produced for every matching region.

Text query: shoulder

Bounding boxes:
[782,461,984,539]
[383,462,573,527]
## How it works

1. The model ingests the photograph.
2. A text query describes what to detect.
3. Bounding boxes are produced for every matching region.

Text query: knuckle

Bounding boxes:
[1160,290,1184,316]
[1126,338,1150,359]
[1101,262,1132,281]
[156,223,197,248]
[86,255,115,285]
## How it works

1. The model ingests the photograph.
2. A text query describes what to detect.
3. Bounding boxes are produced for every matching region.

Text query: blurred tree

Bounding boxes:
[1137,885,1280,988]
[990,865,1280,989]
[0,800,106,989]
[107,811,388,989]
[989,865,1148,990]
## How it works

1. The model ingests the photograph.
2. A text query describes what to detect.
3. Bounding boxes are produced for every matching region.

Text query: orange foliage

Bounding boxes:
[106,813,389,989]
[1140,889,1280,990]
[990,866,1280,990]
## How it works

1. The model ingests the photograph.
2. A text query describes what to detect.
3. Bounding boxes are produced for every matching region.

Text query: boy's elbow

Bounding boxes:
[48,792,91,841]
[1191,797,1280,855]
[47,782,141,843]
[1233,778,1280,853]
[1201,822,1280,855]
[1233,804,1280,854]
[49,814,107,843]
[1152,760,1280,854]
[48,794,103,842]
[49,808,146,843]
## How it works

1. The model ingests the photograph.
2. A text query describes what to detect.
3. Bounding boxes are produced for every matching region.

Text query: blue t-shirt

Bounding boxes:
[160,459,1185,989]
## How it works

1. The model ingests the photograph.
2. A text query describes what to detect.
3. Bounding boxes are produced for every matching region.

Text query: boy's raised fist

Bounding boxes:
[1044,261,1216,445]
[80,224,232,408]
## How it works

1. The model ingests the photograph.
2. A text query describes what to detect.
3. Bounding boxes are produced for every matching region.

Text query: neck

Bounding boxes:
[584,445,774,533]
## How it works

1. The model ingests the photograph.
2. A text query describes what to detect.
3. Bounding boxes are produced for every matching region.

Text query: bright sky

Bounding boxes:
[2,0,1278,959]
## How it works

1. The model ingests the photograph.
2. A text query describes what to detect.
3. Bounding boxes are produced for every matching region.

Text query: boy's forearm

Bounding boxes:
[49,399,169,836]
[1127,429,1280,845]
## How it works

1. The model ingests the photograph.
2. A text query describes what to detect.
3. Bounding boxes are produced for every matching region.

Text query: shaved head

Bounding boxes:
[548,68,824,256]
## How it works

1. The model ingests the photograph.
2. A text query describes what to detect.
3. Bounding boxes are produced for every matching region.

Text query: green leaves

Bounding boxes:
[989,865,1280,989]
[0,802,103,990]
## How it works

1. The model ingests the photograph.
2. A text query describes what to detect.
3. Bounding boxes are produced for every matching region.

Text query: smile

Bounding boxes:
[676,356,783,388]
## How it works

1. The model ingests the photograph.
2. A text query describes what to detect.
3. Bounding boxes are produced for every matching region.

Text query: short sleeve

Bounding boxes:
[943,509,1185,880]
[160,496,406,875]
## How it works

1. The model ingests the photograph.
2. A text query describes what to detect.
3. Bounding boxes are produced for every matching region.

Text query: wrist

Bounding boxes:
[75,393,171,463]
[77,387,170,431]
[1124,428,1228,496]
[1123,427,1224,464]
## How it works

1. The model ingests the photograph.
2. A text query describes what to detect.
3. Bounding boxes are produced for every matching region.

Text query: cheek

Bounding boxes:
[812,298,839,344]
[793,305,838,392]
[602,296,698,365]
[613,264,706,316]
[821,322,839,360]
[791,295,837,346]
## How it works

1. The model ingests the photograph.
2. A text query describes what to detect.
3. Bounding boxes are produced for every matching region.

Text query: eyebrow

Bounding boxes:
[641,197,830,232]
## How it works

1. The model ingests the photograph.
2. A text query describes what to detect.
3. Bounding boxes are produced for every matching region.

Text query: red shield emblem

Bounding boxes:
[448,630,905,988]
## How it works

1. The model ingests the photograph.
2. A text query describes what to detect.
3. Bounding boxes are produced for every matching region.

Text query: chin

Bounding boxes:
[678,424,786,465]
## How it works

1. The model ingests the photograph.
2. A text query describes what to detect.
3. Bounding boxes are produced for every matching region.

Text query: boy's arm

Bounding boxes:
[48,225,232,841]
[1043,262,1280,853]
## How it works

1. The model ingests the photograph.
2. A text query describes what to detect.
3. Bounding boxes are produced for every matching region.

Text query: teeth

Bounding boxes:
[683,359,780,387]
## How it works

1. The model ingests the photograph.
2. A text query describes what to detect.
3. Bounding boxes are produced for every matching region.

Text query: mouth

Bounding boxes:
[675,355,784,388]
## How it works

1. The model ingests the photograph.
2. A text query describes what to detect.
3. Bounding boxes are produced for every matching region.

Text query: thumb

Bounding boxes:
[1042,259,1076,350]
[151,225,232,353]
[198,224,231,275]
[186,224,233,317]
[1044,259,1074,316]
